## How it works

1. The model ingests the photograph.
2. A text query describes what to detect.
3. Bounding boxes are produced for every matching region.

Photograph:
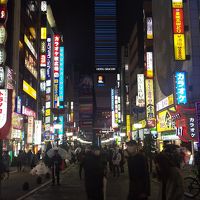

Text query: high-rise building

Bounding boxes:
[95,0,117,72]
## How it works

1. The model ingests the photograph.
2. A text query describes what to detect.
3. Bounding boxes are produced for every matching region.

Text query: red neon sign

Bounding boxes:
[173,8,184,34]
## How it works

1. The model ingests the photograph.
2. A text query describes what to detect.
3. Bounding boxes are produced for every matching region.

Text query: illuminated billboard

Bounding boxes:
[23,80,36,100]
[53,35,60,108]
[173,8,184,34]
[172,1,185,60]
[172,0,183,8]
[146,17,153,39]
[146,52,153,78]
[175,71,187,104]
[0,89,7,128]
[157,110,175,132]
[173,34,186,60]
[145,79,155,127]
[137,74,145,107]
[59,46,64,102]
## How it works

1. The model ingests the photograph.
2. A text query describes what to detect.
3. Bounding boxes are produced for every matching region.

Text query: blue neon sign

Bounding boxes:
[175,71,187,104]
[59,46,64,102]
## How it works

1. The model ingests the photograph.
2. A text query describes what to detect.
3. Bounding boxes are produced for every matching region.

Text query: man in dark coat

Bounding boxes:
[51,148,62,185]
[83,146,106,200]
[125,140,150,200]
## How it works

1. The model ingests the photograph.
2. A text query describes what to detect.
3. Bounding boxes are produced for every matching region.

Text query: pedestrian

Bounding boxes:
[83,146,106,200]
[17,150,23,172]
[2,151,11,179]
[154,152,184,200]
[51,147,62,185]
[112,146,121,177]
[125,140,150,200]
[119,148,125,173]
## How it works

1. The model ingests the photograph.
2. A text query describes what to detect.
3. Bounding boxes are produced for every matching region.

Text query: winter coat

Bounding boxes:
[83,153,105,200]
[126,151,150,199]
[157,167,184,200]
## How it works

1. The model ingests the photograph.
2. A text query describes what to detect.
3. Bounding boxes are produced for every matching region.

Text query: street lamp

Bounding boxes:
[53,117,62,147]
[133,123,142,143]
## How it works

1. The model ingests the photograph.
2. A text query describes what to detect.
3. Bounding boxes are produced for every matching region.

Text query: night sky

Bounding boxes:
[49,0,142,72]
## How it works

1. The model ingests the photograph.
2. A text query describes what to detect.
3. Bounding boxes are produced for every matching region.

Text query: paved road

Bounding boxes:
[1,164,199,200]
[23,165,159,200]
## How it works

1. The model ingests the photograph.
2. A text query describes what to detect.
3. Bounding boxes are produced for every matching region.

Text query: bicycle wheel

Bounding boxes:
[184,177,200,198]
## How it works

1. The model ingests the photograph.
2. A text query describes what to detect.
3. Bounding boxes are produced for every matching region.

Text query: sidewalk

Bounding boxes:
[1,165,73,200]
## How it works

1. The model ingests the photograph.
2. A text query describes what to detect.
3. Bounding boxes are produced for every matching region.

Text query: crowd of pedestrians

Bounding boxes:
[74,141,200,200]
[1,141,200,200]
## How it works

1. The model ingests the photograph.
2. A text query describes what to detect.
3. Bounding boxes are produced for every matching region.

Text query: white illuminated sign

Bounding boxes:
[34,120,42,145]
[137,74,145,107]
[0,89,7,128]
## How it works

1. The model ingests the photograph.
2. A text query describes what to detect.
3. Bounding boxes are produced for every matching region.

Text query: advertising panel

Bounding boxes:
[97,75,105,86]
[126,115,131,139]
[145,79,155,127]
[22,106,36,118]
[59,46,64,102]
[157,110,176,132]
[173,8,184,34]
[34,120,42,145]
[175,72,187,104]
[0,89,7,128]
[24,35,37,59]
[12,112,23,130]
[156,94,174,112]
[23,80,36,100]
[146,17,153,39]
[46,36,51,79]
[146,52,153,78]
[27,116,34,144]
[195,102,200,144]
[53,35,60,108]
[137,74,145,107]
[172,0,183,8]
[173,34,186,60]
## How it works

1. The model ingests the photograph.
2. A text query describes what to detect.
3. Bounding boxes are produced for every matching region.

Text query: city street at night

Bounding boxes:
[1,0,200,200]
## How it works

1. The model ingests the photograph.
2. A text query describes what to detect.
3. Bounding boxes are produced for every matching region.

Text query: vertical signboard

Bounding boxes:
[59,46,64,102]
[146,52,153,78]
[145,79,155,127]
[27,116,34,144]
[0,89,7,128]
[137,74,145,107]
[34,120,42,145]
[175,72,187,104]
[146,17,153,39]
[53,34,60,108]
[45,35,52,131]
[195,102,200,145]
[172,0,186,60]
[126,115,131,139]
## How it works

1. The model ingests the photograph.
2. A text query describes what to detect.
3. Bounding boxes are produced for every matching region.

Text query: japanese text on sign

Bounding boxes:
[175,72,187,104]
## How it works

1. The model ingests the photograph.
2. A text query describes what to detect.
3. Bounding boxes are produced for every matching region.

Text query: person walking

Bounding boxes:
[125,140,150,200]
[51,148,62,186]
[2,151,10,179]
[112,147,121,177]
[17,150,24,172]
[83,146,106,200]
[154,152,184,200]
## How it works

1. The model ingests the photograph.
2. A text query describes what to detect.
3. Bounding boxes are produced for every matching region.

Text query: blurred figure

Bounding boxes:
[119,148,125,173]
[83,146,106,200]
[2,151,10,179]
[154,152,184,200]
[51,148,62,186]
[125,140,150,200]
[112,146,121,177]
[17,150,24,172]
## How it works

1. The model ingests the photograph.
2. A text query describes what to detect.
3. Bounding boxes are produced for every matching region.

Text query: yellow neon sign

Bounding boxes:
[23,80,36,100]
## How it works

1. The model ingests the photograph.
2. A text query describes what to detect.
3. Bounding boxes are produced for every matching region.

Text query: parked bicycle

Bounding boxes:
[184,168,200,198]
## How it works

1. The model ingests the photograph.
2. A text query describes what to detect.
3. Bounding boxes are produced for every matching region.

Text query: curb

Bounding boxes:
[16,164,74,200]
